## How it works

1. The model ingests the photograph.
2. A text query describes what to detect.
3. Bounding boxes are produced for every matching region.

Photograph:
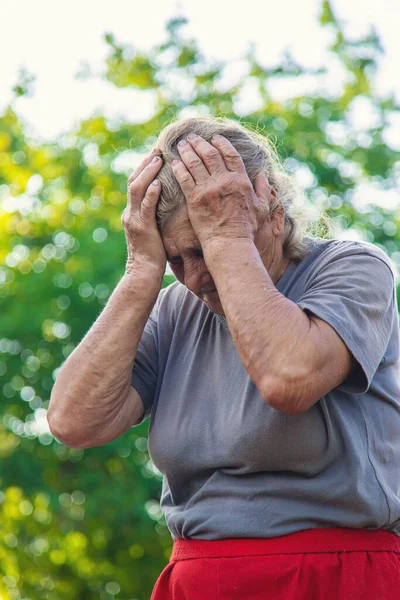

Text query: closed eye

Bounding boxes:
[167,247,203,264]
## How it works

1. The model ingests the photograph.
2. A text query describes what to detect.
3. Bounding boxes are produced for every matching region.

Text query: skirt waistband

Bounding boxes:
[170,528,400,561]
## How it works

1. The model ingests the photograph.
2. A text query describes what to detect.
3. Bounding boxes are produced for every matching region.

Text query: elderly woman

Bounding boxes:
[47,117,400,599]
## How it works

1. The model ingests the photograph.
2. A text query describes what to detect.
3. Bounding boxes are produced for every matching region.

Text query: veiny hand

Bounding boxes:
[122,148,166,274]
[171,133,272,251]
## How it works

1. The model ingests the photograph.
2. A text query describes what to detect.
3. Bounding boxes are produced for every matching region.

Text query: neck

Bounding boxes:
[258,238,289,285]
[274,255,290,285]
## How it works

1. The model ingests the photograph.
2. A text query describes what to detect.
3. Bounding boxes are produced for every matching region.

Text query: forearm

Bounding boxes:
[203,240,313,411]
[47,265,163,445]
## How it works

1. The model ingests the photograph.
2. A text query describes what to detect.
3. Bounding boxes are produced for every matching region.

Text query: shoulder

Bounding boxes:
[303,237,395,279]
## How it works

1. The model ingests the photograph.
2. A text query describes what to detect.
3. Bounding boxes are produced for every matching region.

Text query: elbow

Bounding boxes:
[47,407,89,449]
[47,413,80,448]
[259,372,315,416]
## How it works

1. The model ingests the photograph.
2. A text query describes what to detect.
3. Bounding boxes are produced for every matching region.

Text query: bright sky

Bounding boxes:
[1,0,400,255]
[1,0,400,142]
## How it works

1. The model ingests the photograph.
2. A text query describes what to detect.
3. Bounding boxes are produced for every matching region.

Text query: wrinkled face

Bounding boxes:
[161,206,225,315]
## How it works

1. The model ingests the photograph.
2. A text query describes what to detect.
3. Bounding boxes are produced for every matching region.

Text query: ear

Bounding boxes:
[271,203,285,236]
[253,172,270,200]
[254,173,279,208]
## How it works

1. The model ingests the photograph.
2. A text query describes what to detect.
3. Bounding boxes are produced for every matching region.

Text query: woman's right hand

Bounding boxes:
[122,148,166,275]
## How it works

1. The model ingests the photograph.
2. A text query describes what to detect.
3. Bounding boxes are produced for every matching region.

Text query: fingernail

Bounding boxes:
[172,159,180,166]
[187,132,197,140]
[178,139,188,146]
[152,179,160,186]
[152,156,160,163]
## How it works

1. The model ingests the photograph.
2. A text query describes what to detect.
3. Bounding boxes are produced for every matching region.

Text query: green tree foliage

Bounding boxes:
[0,2,399,598]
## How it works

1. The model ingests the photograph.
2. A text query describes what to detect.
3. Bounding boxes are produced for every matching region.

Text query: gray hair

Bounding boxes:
[155,116,311,261]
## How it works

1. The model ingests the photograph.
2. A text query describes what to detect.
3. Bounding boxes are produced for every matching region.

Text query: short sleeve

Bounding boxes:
[131,286,167,423]
[296,245,396,394]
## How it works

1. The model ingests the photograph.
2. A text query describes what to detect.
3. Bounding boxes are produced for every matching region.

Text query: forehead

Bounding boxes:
[161,207,200,253]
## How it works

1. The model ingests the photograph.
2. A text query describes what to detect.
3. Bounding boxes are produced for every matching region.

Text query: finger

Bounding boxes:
[210,135,246,173]
[177,138,210,183]
[127,147,161,186]
[128,156,163,207]
[140,179,162,223]
[186,133,226,175]
[171,159,196,198]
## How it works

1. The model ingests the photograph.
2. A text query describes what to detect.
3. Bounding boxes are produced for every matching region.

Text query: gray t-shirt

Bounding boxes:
[131,237,400,540]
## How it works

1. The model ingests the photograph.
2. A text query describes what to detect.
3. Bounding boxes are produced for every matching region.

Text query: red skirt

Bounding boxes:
[150,528,400,599]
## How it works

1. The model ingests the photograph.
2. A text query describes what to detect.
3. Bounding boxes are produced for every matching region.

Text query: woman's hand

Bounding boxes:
[171,134,272,252]
[122,148,166,275]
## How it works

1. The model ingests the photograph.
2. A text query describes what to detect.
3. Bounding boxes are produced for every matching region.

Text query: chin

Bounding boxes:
[206,300,225,316]
[196,290,225,316]
[213,304,225,316]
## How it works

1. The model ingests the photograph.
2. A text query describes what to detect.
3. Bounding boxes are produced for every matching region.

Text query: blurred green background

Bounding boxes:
[1,2,399,598]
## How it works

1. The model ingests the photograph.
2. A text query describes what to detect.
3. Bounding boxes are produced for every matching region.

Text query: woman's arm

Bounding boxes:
[47,148,166,447]
[203,239,355,415]
[47,268,163,448]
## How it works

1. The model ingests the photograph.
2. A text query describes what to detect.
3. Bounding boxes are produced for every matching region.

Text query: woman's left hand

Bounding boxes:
[171,134,272,252]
